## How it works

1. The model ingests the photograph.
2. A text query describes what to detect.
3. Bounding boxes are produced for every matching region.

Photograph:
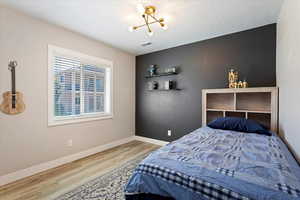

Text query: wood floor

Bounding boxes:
[0,141,159,200]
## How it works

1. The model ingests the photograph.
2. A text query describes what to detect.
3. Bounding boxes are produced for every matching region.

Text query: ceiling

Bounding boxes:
[0,0,283,55]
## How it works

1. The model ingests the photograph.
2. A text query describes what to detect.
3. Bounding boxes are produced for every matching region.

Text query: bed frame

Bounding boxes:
[202,87,278,133]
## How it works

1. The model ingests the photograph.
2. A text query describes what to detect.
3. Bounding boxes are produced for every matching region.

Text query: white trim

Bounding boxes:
[47,44,114,126]
[134,136,169,146]
[48,45,113,67]
[0,136,135,187]
[48,114,113,127]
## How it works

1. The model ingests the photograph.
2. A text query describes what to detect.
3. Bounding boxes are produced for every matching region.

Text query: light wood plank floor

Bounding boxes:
[0,141,159,200]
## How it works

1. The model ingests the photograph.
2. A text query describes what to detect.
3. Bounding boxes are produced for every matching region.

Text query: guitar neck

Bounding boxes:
[11,67,16,95]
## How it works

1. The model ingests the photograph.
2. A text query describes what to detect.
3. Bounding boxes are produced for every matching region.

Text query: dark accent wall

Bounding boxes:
[136,24,277,142]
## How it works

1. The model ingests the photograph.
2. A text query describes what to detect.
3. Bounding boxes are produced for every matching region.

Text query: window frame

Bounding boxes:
[48,45,113,126]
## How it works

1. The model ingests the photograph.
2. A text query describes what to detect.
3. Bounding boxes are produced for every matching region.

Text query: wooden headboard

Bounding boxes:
[202,87,278,133]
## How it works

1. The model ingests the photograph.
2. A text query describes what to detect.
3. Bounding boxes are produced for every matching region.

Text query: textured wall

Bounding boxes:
[0,6,135,176]
[277,0,300,158]
[136,24,276,142]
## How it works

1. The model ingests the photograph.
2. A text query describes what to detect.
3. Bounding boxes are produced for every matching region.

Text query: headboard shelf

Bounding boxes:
[202,87,278,133]
[248,113,271,130]
[236,92,271,112]
[206,108,271,114]
[207,93,234,110]
[226,111,246,118]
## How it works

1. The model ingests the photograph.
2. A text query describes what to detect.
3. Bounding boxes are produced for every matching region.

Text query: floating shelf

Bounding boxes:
[206,108,271,114]
[148,89,182,91]
[145,72,178,78]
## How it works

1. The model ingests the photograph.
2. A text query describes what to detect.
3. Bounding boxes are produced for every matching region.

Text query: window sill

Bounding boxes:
[48,113,113,127]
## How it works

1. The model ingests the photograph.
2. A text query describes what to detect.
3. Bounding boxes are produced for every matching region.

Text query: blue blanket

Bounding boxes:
[125,127,300,200]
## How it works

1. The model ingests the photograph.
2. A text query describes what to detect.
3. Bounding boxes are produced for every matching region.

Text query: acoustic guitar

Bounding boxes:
[0,61,25,115]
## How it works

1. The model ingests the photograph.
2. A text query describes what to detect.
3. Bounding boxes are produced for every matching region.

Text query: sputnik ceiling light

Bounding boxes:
[129,4,168,37]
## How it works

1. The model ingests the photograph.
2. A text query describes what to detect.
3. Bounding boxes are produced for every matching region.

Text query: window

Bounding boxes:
[48,45,113,126]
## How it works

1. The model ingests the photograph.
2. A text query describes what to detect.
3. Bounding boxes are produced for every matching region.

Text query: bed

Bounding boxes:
[125,88,300,200]
[125,126,300,200]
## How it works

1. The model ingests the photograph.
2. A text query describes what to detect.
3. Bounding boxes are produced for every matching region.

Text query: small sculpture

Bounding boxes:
[228,69,239,88]
[164,80,174,90]
[242,80,248,88]
[228,69,248,88]
[147,81,159,90]
[148,65,157,76]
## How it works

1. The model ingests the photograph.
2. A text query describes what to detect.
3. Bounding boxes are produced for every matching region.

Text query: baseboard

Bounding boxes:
[0,136,135,187]
[134,136,169,146]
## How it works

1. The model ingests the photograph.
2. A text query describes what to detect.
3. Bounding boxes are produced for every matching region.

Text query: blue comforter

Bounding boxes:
[125,127,300,200]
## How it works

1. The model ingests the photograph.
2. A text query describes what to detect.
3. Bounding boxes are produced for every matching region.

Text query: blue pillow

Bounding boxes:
[207,117,271,136]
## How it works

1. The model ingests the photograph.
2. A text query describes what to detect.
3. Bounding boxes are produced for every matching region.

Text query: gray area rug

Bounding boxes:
[55,155,147,200]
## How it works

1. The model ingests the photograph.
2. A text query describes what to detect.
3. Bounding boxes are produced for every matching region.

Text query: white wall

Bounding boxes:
[0,6,135,176]
[277,0,300,158]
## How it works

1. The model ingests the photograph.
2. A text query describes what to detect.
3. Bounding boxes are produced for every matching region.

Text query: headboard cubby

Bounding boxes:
[202,87,278,133]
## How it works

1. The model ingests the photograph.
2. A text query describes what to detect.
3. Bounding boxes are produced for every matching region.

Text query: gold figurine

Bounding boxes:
[228,69,248,88]
[242,80,248,88]
[228,69,238,88]
[238,81,243,88]
[228,69,235,88]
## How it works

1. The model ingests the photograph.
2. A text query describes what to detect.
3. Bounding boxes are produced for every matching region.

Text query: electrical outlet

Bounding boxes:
[167,130,172,137]
[67,139,73,147]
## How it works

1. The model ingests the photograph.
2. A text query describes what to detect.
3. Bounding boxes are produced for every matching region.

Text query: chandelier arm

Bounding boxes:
[134,20,159,29]
[148,21,158,25]
[149,14,161,23]
[146,14,150,25]
[135,24,147,29]
[145,15,152,33]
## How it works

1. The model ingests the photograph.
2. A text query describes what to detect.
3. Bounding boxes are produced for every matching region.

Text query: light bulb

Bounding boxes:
[128,26,137,32]
[128,26,134,32]
[137,3,145,14]
[147,30,154,37]
[161,23,168,30]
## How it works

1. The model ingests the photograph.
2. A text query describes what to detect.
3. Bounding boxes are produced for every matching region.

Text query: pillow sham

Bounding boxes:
[207,117,271,136]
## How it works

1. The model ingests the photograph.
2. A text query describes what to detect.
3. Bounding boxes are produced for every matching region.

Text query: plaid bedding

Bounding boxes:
[125,127,300,200]
[135,163,250,200]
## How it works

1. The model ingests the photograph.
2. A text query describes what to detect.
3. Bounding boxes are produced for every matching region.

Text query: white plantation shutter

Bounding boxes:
[82,65,105,113]
[54,56,81,116]
[49,45,112,125]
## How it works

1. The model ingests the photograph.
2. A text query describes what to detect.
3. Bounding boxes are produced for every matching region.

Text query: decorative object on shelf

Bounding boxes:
[228,69,238,88]
[238,81,243,88]
[145,66,179,78]
[0,60,25,115]
[228,69,248,88]
[128,5,168,37]
[153,81,159,90]
[164,80,174,90]
[148,81,159,90]
[165,67,177,73]
[242,79,248,88]
[147,64,157,76]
